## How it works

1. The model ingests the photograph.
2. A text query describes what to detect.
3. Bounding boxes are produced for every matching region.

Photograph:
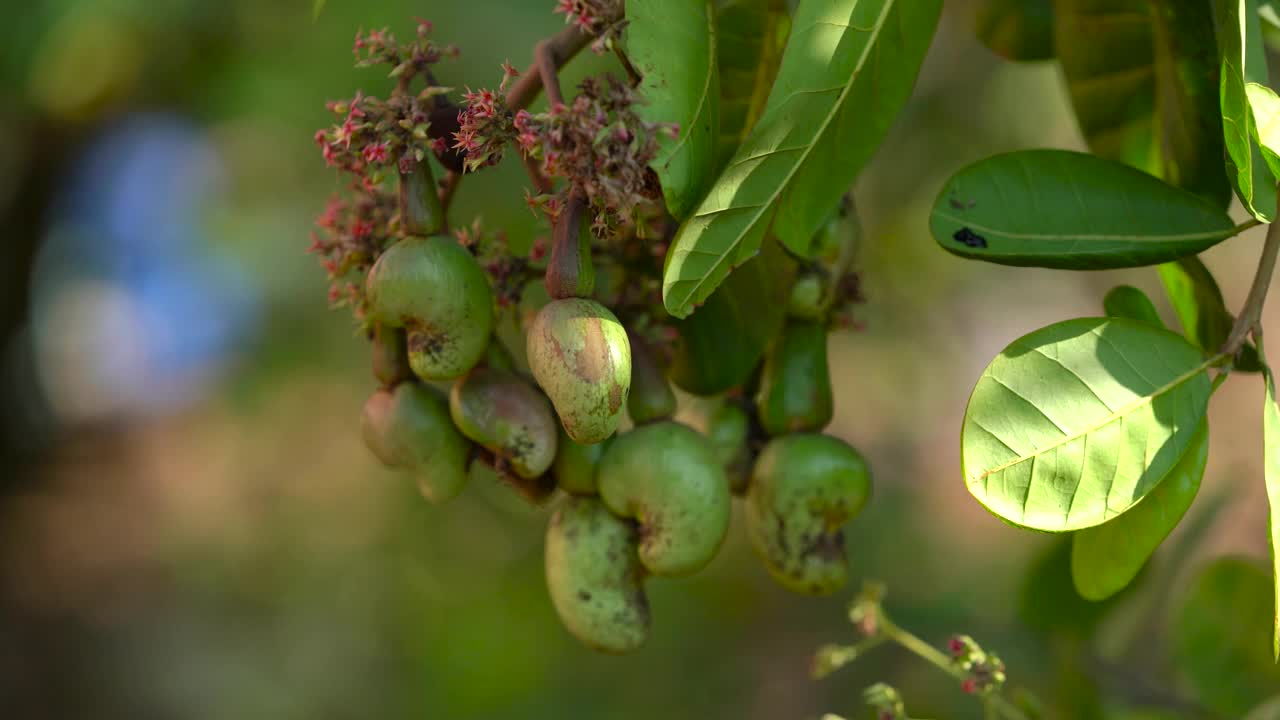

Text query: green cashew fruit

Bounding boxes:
[787,272,828,320]
[449,367,558,479]
[597,422,730,577]
[371,323,412,387]
[552,427,610,495]
[703,401,752,495]
[366,235,494,381]
[627,333,676,424]
[745,433,871,595]
[361,383,469,503]
[756,319,833,436]
[545,496,649,653]
[526,298,631,444]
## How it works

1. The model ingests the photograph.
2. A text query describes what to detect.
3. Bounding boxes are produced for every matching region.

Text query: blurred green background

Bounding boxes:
[0,2,1276,718]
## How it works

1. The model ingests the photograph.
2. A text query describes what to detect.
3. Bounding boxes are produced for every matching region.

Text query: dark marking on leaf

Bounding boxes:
[953,228,987,249]
[949,195,977,210]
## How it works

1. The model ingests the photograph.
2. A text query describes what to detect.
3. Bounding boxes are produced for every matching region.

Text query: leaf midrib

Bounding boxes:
[668,0,897,311]
[932,210,1232,243]
[975,351,1221,481]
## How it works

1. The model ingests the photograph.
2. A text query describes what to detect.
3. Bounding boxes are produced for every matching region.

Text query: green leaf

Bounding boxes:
[1174,557,1280,716]
[313,0,326,20]
[662,0,941,317]
[1157,256,1234,355]
[1215,0,1276,220]
[963,317,1213,531]
[715,0,789,169]
[1054,0,1230,207]
[628,0,720,220]
[1247,81,1280,180]
[668,236,795,394]
[931,150,1237,269]
[1264,355,1280,659]
[1071,419,1207,600]
[1262,2,1280,31]
[976,0,1054,61]
[1102,285,1164,328]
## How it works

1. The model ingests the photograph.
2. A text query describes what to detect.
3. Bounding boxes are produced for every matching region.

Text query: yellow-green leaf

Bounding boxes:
[963,317,1213,531]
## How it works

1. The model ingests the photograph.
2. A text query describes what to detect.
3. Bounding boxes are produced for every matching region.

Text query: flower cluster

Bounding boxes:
[516,75,675,232]
[309,187,398,317]
[554,0,625,52]
[948,635,1007,695]
[454,87,517,172]
[317,92,444,178]
[353,19,459,87]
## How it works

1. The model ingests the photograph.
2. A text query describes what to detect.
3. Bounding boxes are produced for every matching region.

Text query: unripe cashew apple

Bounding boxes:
[361,383,469,503]
[527,298,631,444]
[703,401,752,495]
[449,367,558,479]
[366,235,494,381]
[756,319,833,436]
[745,433,871,595]
[545,496,649,653]
[597,421,730,577]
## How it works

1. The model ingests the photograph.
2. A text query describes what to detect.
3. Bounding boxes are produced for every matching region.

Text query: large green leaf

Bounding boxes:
[715,0,789,169]
[1054,0,1230,207]
[1215,0,1276,220]
[628,0,720,220]
[1174,557,1280,716]
[667,235,795,394]
[1264,357,1280,659]
[963,317,1213,531]
[1071,419,1207,600]
[1158,256,1233,355]
[976,0,1054,61]
[1247,81,1280,180]
[931,150,1237,269]
[662,0,941,317]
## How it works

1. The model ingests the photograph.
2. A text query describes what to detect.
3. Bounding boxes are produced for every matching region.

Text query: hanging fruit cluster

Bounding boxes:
[311,11,868,654]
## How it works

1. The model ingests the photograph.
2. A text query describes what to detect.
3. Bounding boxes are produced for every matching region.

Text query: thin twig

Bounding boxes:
[1224,186,1280,356]
[535,39,566,108]
[877,615,1031,720]
[504,24,592,111]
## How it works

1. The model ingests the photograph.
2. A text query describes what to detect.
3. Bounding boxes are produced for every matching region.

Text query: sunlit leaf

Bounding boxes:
[1263,353,1280,659]
[963,317,1213,531]
[1247,81,1280,180]
[931,150,1237,269]
[1174,557,1280,716]
[629,0,720,220]
[976,0,1054,61]
[1158,256,1234,355]
[1071,419,1207,600]
[1055,0,1230,207]
[715,0,789,169]
[1215,0,1276,220]
[313,0,326,21]
[1102,285,1164,328]
[662,0,941,317]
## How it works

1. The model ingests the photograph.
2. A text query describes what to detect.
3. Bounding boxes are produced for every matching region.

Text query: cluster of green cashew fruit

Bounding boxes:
[359,207,870,654]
